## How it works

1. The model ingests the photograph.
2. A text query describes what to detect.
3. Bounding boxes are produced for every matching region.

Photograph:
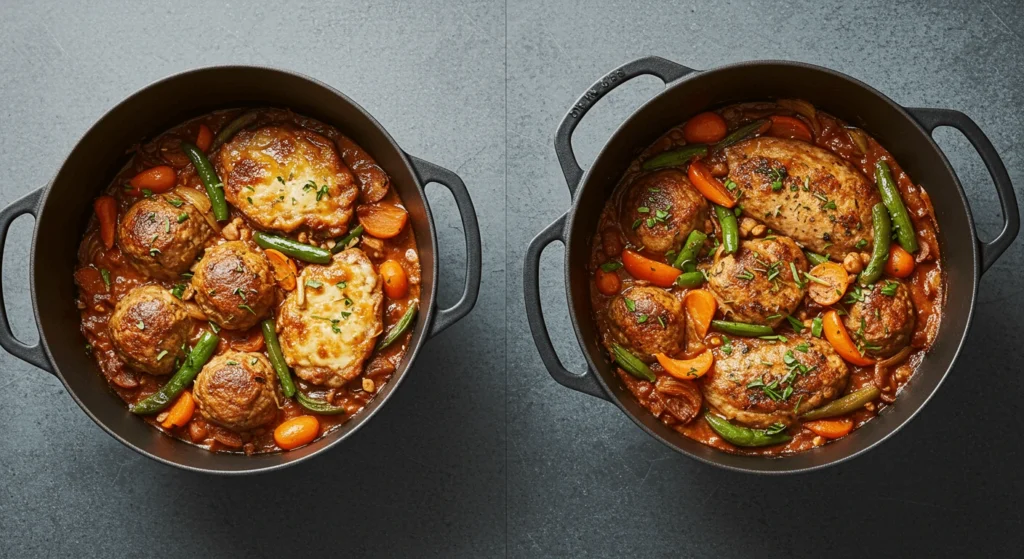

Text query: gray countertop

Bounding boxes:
[1,0,1022,557]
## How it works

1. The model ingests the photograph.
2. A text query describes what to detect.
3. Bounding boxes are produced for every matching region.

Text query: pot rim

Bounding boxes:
[562,58,979,474]
[29,64,440,474]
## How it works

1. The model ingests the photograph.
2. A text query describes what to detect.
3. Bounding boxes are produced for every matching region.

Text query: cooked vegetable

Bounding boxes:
[804,250,829,266]
[846,127,870,154]
[172,186,221,233]
[801,385,880,420]
[196,124,213,152]
[128,165,177,195]
[713,119,769,151]
[357,203,408,239]
[253,231,331,265]
[711,320,774,337]
[621,249,681,287]
[160,391,195,428]
[611,343,655,382]
[378,301,418,350]
[672,229,708,271]
[380,259,409,299]
[767,115,813,142]
[180,141,229,221]
[264,248,298,290]
[683,112,728,144]
[714,204,739,255]
[684,289,717,338]
[262,319,296,398]
[296,391,347,415]
[331,224,364,254]
[858,203,891,285]
[641,144,708,171]
[595,268,621,295]
[94,195,117,250]
[688,161,736,208]
[777,99,820,136]
[655,349,713,380]
[811,315,823,337]
[131,331,219,414]
[803,417,854,439]
[874,160,918,253]
[673,271,705,288]
[704,412,791,447]
[230,328,265,352]
[273,415,320,450]
[807,261,850,306]
[210,110,258,151]
[821,310,874,366]
[885,244,915,278]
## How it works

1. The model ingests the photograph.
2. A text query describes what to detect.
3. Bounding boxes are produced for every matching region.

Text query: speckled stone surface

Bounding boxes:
[2,0,1023,557]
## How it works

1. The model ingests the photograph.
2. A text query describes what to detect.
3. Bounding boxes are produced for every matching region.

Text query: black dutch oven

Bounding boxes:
[0,67,482,474]
[524,56,1019,474]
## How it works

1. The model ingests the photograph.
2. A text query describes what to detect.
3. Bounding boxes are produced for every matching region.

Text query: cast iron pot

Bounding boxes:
[0,67,482,474]
[524,56,1019,474]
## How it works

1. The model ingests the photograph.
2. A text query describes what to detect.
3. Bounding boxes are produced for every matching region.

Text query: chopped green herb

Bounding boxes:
[766,423,787,435]
[238,303,256,315]
[811,316,823,337]
[795,342,810,353]
[177,212,189,223]
[156,350,168,361]
[786,315,805,332]
[100,268,112,289]
[880,281,900,296]
[637,206,650,214]
[600,261,623,272]
[720,335,733,356]
[171,283,186,300]
[637,314,648,324]
[167,198,184,208]
[624,298,636,312]
[305,279,323,289]
[136,320,145,330]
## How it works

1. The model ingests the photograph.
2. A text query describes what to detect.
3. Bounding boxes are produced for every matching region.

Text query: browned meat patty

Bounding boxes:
[703,336,849,428]
[724,137,881,260]
[193,351,279,432]
[117,195,212,280]
[619,169,708,253]
[606,286,686,361]
[844,279,916,357]
[707,236,808,327]
[191,241,276,330]
[108,285,192,375]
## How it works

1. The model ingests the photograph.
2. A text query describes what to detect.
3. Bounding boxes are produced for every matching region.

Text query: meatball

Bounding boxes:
[108,285,192,375]
[118,195,212,280]
[844,279,915,357]
[703,336,849,428]
[619,169,708,254]
[606,286,686,361]
[190,241,276,330]
[193,351,279,432]
[707,236,808,327]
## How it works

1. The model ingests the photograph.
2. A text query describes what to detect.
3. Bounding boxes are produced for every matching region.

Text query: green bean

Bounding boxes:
[801,386,881,420]
[803,250,830,266]
[296,391,348,415]
[674,271,705,288]
[210,110,258,151]
[672,229,708,271]
[714,204,739,255]
[378,301,418,350]
[858,203,891,286]
[641,144,708,171]
[331,224,364,254]
[611,344,655,382]
[704,412,791,447]
[180,141,229,221]
[713,119,769,151]
[711,320,774,337]
[253,231,332,264]
[131,331,219,414]
[874,160,918,253]
[261,319,296,398]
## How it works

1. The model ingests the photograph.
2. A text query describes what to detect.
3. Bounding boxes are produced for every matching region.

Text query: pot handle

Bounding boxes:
[0,187,52,373]
[908,108,1020,274]
[555,56,698,195]
[523,213,607,400]
[407,155,482,337]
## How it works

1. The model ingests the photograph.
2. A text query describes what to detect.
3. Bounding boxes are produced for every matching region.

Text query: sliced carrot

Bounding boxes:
[94,195,117,250]
[230,328,266,352]
[683,111,727,143]
[655,349,714,380]
[595,268,621,296]
[264,249,297,291]
[357,203,409,239]
[822,310,874,366]
[621,249,681,287]
[196,124,213,152]
[687,160,735,208]
[807,261,850,306]
[128,165,177,195]
[683,289,717,338]
[379,259,409,299]
[767,115,813,142]
[885,244,915,278]
[274,415,320,450]
[161,391,195,429]
[803,417,854,439]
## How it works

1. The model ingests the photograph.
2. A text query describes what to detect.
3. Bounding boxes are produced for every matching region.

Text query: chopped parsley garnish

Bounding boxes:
[336,281,347,289]
[736,269,755,281]
[316,183,330,201]
[631,219,642,230]
[177,212,189,223]
[156,350,168,361]
[637,314,649,324]
[238,303,256,315]
[724,179,738,191]
[657,316,666,328]
[99,268,112,289]
[765,423,787,435]
[855,239,868,250]
[600,261,623,272]
[637,206,650,214]
[171,283,186,299]
[276,176,285,184]
[149,247,161,257]
[311,315,344,333]
[759,334,788,342]
[880,281,900,296]
[786,315,805,332]
[720,335,733,356]
[208,322,221,333]
[811,316,823,337]
[305,279,323,289]
[136,320,145,330]
[167,198,184,208]
[226,360,239,366]
[624,298,636,312]
[803,271,829,286]
[795,342,810,353]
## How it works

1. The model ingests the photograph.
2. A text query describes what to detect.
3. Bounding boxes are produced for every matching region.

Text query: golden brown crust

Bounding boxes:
[618,169,708,254]
[707,237,808,327]
[117,195,211,280]
[193,351,278,432]
[108,285,192,375]
[191,241,276,330]
[606,286,686,361]
[844,279,915,357]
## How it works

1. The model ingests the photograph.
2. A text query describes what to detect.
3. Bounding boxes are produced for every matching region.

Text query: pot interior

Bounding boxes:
[32,67,436,473]
[564,61,977,473]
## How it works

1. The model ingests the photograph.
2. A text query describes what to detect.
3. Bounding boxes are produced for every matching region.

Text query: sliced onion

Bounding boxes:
[777,98,820,136]
[173,186,221,233]
[846,127,870,155]
[876,346,912,369]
